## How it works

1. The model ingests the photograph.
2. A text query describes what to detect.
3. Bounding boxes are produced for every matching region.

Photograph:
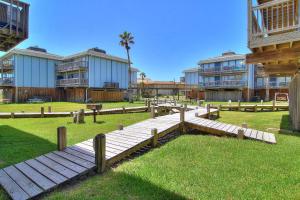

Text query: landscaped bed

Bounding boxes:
[0,111,299,199]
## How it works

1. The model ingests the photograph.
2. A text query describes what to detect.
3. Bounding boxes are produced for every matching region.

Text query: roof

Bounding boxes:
[198,52,246,65]
[0,48,129,64]
[0,48,63,61]
[131,67,140,72]
[64,49,128,64]
[183,67,199,73]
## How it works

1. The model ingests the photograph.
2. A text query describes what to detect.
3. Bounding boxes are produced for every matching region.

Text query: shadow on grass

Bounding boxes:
[49,170,187,200]
[0,125,56,169]
[280,114,300,137]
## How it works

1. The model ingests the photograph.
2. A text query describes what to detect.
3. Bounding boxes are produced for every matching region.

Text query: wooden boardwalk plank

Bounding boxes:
[3,166,43,198]
[25,159,67,184]
[53,151,95,169]
[64,148,95,163]
[15,162,56,191]
[0,169,30,200]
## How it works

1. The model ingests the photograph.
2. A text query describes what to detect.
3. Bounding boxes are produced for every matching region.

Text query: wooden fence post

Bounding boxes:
[254,105,257,112]
[147,100,151,112]
[57,127,67,151]
[122,106,126,114]
[242,123,248,129]
[180,107,185,123]
[217,105,221,118]
[237,129,245,139]
[118,124,124,130]
[41,107,44,118]
[48,106,52,113]
[151,128,158,148]
[207,104,211,119]
[238,100,241,111]
[184,103,187,111]
[272,100,276,111]
[151,105,155,118]
[94,134,106,173]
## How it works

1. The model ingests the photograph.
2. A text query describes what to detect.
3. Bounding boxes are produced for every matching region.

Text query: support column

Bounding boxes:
[265,76,270,101]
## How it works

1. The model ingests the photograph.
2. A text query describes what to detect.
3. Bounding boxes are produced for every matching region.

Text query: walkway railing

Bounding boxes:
[56,61,88,72]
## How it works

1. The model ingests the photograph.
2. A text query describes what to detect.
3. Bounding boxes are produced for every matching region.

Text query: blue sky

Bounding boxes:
[1,0,250,81]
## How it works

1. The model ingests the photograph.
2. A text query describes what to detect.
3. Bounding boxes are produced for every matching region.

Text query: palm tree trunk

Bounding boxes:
[126,48,132,89]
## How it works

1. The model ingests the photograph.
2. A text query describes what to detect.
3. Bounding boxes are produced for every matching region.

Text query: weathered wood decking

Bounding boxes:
[217,104,289,112]
[0,106,276,200]
[0,106,148,119]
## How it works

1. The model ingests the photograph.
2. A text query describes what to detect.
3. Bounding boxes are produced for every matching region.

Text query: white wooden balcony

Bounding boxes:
[56,61,88,73]
[0,77,14,86]
[201,80,247,89]
[56,78,88,87]
[199,66,247,75]
[248,0,300,49]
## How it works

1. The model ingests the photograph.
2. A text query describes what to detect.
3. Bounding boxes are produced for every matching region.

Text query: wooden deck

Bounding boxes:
[217,104,289,112]
[0,106,276,200]
[0,106,148,119]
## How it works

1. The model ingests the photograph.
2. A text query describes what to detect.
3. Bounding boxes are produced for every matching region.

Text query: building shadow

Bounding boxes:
[49,170,188,200]
[0,125,56,169]
[279,115,300,137]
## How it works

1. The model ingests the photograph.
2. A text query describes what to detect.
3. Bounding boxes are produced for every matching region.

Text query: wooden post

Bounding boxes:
[217,105,221,118]
[180,107,185,122]
[237,129,245,140]
[272,100,276,111]
[57,127,67,151]
[151,105,155,118]
[118,124,124,130]
[242,123,248,129]
[122,106,126,114]
[254,105,257,112]
[151,128,158,148]
[238,100,241,111]
[94,134,106,173]
[207,104,211,119]
[147,100,151,112]
[184,103,187,111]
[145,99,147,106]
[41,107,44,118]
[48,106,52,113]
[11,112,14,118]
[93,109,97,123]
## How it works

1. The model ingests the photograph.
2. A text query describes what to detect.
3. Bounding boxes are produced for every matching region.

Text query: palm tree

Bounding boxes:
[140,72,146,97]
[119,31,134,88]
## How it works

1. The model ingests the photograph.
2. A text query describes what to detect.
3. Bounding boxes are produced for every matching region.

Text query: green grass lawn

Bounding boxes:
[0,101,145,113]
[0,111,299,199]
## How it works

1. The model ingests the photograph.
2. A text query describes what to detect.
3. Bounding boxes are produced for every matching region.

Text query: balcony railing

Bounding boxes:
[0,77,14,86]
[200,80,247,88]
[200,67,247,74]
[56,78,88,87]
[249,0,300,48]
[56,61,88,73]
[256,81,290,89]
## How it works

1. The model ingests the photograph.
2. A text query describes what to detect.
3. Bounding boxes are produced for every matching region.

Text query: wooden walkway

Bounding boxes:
[0,106,276,200]
[0,106,148,119]
[217,104,288,112]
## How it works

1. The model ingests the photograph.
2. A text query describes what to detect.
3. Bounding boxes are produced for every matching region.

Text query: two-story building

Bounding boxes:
[0,47,138,102]
[183,51,291,101]
[198,52,255,101]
